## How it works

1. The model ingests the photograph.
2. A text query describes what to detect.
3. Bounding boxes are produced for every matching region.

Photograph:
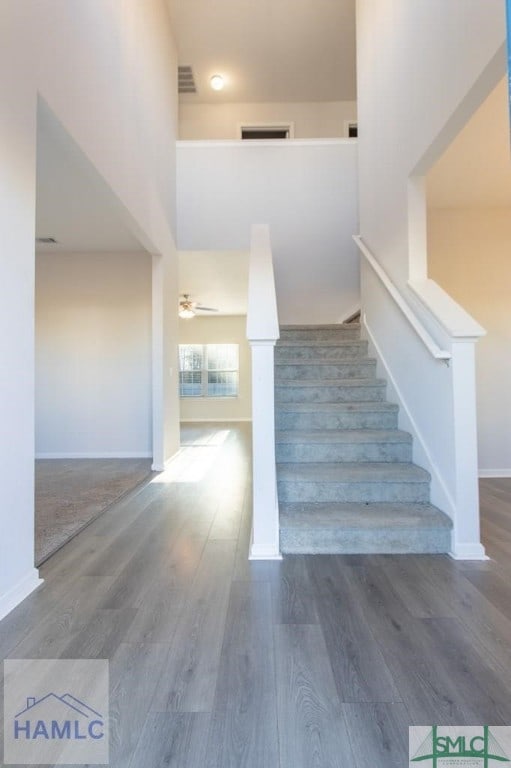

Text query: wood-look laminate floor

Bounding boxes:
[1,424,511,767]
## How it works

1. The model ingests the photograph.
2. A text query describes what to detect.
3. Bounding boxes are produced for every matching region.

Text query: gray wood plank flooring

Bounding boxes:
[1,423,511,767]
[206,581,279,767]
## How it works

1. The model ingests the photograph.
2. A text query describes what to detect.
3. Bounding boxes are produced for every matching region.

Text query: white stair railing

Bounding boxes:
[246,224,282,559]
[354,234,487,559]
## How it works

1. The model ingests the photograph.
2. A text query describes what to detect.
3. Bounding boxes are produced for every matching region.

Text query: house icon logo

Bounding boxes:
[3,658,109,765]
[14,692,105,741]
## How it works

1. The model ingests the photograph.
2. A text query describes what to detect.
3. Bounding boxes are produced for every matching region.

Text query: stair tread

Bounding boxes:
[277,462,430,482]
[275,429,412,444]
[277,340,365,347]
[275,358,375,366]
[280,324,361,330]
[280,502,452,529]
[276,377,384,387]
[276,401,398,412]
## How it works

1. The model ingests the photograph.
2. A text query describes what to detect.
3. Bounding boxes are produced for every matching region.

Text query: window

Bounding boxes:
[239,122,295,140]
[344,120,358,138]
[179,344,239,398]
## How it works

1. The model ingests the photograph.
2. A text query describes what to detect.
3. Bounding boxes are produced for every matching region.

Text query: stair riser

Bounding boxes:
[275,410,399,430]
[275,361,376,381]
[280,528,451,554]
[275,385,386,403]
[276,442,412,463]
[277,480,430,503]
[276,344,368,362]
[274,323,442,555]
[279,329,361,341]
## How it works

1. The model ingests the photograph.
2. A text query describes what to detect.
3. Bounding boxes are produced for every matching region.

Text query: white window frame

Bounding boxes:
[179,344,239,399]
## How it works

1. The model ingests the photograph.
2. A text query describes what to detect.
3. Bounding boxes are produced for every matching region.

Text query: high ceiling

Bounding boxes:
[36,0,357,314]
[167,0,356,104]
[35,104,247,315]
[36,101,143,253]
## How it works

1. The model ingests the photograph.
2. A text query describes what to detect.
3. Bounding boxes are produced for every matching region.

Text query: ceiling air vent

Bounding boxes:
[178,65,197,94]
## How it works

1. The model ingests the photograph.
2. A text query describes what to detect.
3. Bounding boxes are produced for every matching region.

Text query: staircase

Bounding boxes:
[275,324,452,554]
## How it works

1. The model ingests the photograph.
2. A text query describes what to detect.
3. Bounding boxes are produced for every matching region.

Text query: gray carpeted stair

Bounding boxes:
[276,324,452,554]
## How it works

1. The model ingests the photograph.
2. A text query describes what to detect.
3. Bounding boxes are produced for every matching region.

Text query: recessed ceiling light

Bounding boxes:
[210,75,224,91]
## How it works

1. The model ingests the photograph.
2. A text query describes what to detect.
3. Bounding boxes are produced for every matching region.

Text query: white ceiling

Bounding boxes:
[427,77,511,209]
[36,101,144,253]
[168,0,356,104]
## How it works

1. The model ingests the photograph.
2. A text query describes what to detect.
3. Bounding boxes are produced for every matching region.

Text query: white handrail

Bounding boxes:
[353,235,451,362]
[246,224,281,560]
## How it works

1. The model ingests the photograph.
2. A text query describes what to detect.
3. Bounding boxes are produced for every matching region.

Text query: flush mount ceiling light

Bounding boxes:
[210,74,224,91]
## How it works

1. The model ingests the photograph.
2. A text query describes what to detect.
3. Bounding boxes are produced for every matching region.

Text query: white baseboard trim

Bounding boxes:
[36,452,152,459]
[0,569,43,622]
[479,469,511,478]
[249,530,282,560]
[449,543,488,561]
[249,548,283,561]
[179,418,252,423]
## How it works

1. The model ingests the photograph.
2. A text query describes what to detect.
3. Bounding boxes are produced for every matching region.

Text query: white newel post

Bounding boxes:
[450,340,487,560]
[249,341,281,558]
[247,223,281,560]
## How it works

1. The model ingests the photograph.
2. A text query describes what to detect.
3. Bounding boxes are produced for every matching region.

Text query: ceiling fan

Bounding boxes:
[179,294,218,319]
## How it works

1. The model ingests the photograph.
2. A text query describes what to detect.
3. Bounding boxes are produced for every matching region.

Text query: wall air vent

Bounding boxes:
[178,65,197,94]
[36,237,58,244]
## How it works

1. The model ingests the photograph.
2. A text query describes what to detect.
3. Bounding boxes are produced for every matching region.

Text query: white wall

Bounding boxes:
[356,0,505,285]
[426,74,511,476]
[0,0,179,617]
[179,101,357,140]
[178,316,252,421]
[356,0,505,557]
[427,78,511,209]
[428,209,511,476]
[36,252,152,457]
[177,140,359,324]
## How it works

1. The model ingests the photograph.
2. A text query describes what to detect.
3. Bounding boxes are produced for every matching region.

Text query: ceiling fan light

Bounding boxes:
[179,307,195,319]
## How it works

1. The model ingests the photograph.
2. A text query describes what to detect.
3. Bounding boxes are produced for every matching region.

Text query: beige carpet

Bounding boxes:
[35,458,153,564]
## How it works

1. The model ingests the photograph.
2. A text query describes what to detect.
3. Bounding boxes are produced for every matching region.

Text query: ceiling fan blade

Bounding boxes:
[195,305,218,312]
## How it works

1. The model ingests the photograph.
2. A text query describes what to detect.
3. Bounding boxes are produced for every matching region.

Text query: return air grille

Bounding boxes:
[178,65,197,94]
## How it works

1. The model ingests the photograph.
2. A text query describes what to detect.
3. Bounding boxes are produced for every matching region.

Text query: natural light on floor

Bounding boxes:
[150,429,231,483]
